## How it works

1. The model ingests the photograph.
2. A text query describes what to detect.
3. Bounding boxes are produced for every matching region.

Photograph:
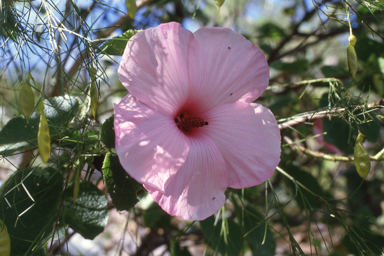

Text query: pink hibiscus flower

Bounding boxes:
[114,22,281,221]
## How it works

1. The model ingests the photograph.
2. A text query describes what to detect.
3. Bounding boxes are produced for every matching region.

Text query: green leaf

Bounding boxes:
[322,113,380,154]
[322,117,354,155]
[143,206,170,229]
[170,239,192,256]
[0,96,79,157]
[100,116,115,149]
[259,23,286,40]
[347,43,358,78]
[243,207,276,256]
[0,219,11,256]
[126,0,137,19]
[98,29,142,56]
[0,167,64,256]
[61,181,108,239]
[321,66,349,78]
[200,216,243,256]
[378,57,384,74]
[270,59,309,73]
[268,94,293,114]
[355,37,384,62]
[283,164,324,210]
[102,153,142,211]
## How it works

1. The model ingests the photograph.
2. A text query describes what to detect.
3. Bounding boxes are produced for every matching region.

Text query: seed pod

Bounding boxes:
[214,0,225,7]
[347,43,358,78]
[19,81,35,122]
[90,82,98,118]
[348,34,357,47]
[354,132,370,180]
[36,98,45,116]
[38,112,51,163]
[126,0,137,19]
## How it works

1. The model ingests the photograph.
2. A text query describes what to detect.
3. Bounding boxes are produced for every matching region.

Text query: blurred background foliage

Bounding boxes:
[0,0,384,255]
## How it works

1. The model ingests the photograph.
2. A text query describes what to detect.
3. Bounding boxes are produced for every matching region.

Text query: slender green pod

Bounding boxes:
[19,80,35,122]
[38,112,51,163]
[354,132,370,179]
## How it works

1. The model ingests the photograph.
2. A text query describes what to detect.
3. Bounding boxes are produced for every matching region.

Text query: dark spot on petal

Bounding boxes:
[204,122,208,125]
[228,46,231,49]
[230,93,233,96]
[212,197,216,200]
[174,118,179,123]
[179,113,184,118]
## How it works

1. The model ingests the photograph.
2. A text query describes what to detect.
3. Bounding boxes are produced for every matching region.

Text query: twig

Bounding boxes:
[278,99,384,130]
[283,136,384,162]
[343,0,384,40]
[64,0,153,84]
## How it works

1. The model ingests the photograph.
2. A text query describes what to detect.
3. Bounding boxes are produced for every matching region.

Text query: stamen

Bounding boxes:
[174,113,209,132]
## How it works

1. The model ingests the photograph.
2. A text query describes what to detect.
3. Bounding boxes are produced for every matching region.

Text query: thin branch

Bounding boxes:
[64,0,153,84]
[283,136,384,162]
[278,99,384,130]
[268,7,319,63]
[343,0,384,40]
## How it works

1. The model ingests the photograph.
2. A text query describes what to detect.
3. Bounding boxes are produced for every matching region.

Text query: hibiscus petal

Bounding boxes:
[118,22,193,116]
[187,27,269,113]
[146,133,227,221]
[114,94,190,191]
[201,102,281,188]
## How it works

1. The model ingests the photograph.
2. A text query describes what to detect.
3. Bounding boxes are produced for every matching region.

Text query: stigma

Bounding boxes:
[174,113,208,132]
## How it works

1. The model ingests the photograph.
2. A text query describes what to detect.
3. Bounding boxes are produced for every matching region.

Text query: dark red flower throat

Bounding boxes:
[175,112,208,133]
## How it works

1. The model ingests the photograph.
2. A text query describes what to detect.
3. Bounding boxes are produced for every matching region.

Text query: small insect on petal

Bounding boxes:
[38,112,51,163]
[19,81,35,123]
[354,132,370,180]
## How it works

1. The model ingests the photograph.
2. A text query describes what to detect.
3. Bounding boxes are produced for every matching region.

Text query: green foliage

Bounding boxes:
[0,167,64,255]
[0,0,384,255]
[143,205,171,229]
[321,66,349,78]
[200,216,243,256]
[0,96,79,157]
[270,59,309,73]
[259,23,287,40]
[283,164,324,210]
[102,153,142,211]
[60,181,108,240]
[98,29,142,56]
[100,116,115,149]
[243,207,276,255]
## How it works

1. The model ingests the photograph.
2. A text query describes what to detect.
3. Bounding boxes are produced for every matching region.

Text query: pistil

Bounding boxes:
[175,113,208,132]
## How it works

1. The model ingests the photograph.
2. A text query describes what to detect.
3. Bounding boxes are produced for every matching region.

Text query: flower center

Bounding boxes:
[174,113,208,132]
